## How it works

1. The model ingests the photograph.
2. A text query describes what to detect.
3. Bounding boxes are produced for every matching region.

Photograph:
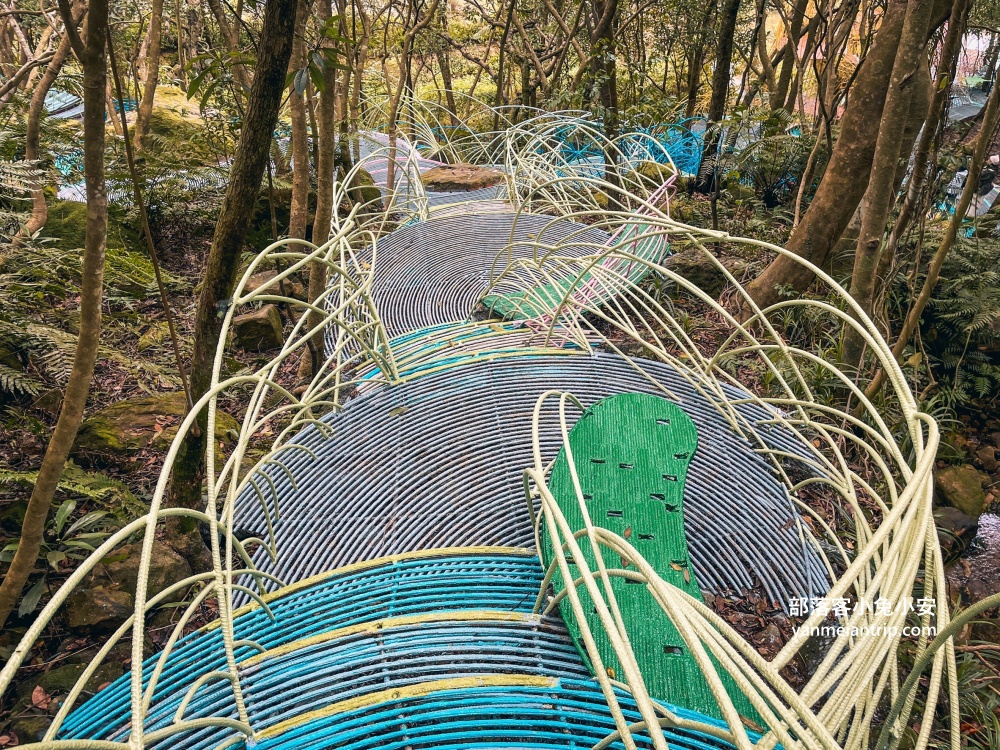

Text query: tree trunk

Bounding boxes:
[684,1,715,117]
[772,0,807,111]
[0,0,109,628]
[288,0,311,252]
[297,0,337,382]
[23,1,86,237]
[169,0,298,521]
[206,0,251,93]
[696,0,741,192]
[865,68,1000,402]
[133,0,164,152]
[743,0,909,312]
[435,0,457,125]
[349,0,370,131]
[841,0,933,373]
[879,0,970,288]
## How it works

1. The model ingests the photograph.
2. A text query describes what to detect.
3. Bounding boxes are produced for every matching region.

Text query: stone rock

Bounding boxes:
[345,167,383,206]
[977,444,998,473]
[63,586,133,632]
[232,304,284,352]
[753,622,784,659]
[73,392,239,464]
[14,661,124,713]
[935,464,989,519]
[420,163,504,192]
[10,715,51,743]
[934,506,979,557]
[244,270,306,301]
[101,541,193,602]
[662,247,749,296]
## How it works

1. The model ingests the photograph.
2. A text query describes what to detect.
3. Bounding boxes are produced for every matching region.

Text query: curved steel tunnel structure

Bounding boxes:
[235,353,828,607]
[61,157,833,748]
[61,550,746,750]
[327,210,611,343]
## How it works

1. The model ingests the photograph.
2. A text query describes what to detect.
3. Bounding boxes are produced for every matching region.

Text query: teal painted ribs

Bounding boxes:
[541,392,760,723]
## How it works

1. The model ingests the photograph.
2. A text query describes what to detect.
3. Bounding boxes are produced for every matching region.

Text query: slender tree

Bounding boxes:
[169,0,299,529]
[841,0,934,372]
[0,0,109,627]
[132,0,164,151]
[743,0,953,313]
[22,0,86,236]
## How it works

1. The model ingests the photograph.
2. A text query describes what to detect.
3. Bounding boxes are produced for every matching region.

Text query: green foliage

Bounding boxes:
[0,461,142,616]
[286,16,352,96]
[901,224,1000,411]
[0,128,42,241]
[702,108,824,209]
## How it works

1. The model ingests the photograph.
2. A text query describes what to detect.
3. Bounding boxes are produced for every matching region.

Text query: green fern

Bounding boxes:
[0,461,145,520]
[0,363,43,397]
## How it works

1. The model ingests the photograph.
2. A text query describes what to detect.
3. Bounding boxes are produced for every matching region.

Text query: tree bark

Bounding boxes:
[772,0,807,111]
[866,69,1000,403]
[435,0,457,125]
[684,1,716,117]
[206,0,251,93]
[23,0,86,237]
[0,0,109,628]
[879,0,970,288]
[169,0,298,519]
[288,0,311,251]
[132,0,164,152]
[696,0,741,192]
[841,0,933,373]
[743,0,909,312]
[298,0,338,382]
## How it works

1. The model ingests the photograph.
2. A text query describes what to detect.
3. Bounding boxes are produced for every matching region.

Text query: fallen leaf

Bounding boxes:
[605,667,615,679]
[670,562,682,571]
[388,406,408,417]
[623,526,632,539]
[0,734,15,746]
[31,685,51,710]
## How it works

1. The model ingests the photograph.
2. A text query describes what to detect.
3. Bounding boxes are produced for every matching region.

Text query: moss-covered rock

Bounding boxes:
[346,167,383,206]
[63,586,133,632]
[38,201,173,299]
[14,661,124,712]
[626,160,676,190]
[101,540,192,602]
[662,246,748,296]
[145,107,215,167]
[10,715,51,743]
[232,304,284,351]
[72,392,240,466]
[41,200,88,251]
[935,464,988,519]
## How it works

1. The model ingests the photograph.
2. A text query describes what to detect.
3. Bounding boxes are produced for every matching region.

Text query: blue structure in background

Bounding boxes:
[637,118,705,176]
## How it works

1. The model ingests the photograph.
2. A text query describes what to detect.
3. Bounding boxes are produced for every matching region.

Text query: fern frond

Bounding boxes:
[0,363,42,396]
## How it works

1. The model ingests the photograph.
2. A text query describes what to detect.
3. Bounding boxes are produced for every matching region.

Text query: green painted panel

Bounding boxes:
[540,392,759,723]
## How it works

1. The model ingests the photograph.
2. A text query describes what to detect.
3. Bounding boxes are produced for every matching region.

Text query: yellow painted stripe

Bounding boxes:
[258,674,559,739]
[240,610,539,668]
[201,546,533,632]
